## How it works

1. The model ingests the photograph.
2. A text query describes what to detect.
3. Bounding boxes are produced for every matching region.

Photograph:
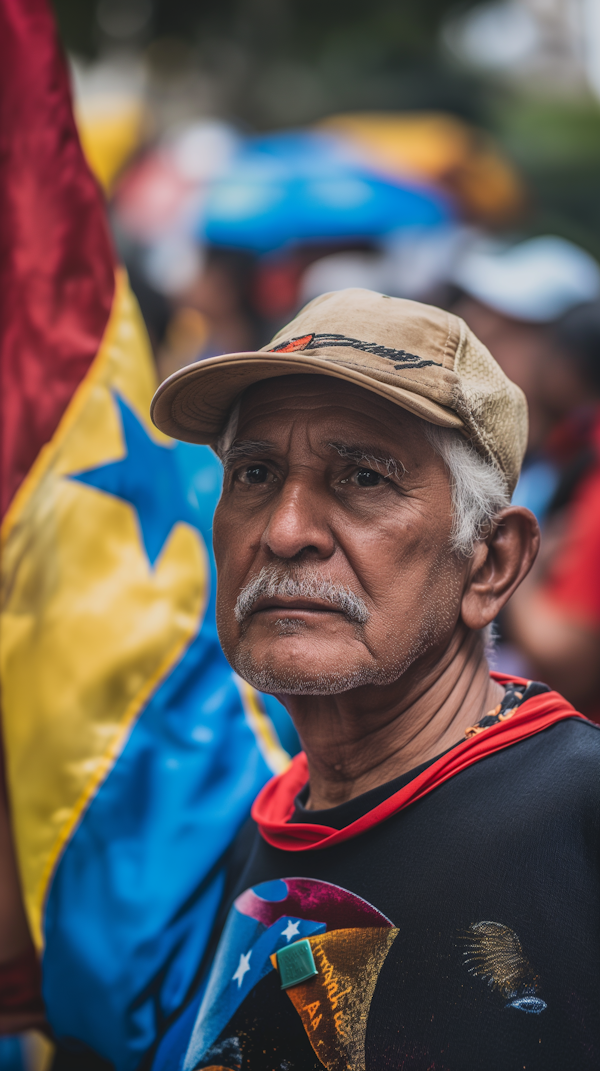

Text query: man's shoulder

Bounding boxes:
[490,714,600,798]
[439,714,600,816]
[534,713,600,758]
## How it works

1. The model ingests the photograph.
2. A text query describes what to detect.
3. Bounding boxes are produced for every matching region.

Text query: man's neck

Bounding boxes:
[281,629,504,810]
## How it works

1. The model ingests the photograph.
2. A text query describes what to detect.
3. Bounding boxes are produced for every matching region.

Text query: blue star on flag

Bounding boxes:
[70,393,199,566]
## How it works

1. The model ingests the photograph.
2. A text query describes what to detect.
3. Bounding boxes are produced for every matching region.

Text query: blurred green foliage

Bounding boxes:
[496,98,600,257]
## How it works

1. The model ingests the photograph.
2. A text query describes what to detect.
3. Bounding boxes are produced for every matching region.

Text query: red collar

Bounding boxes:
[252,674,585,852]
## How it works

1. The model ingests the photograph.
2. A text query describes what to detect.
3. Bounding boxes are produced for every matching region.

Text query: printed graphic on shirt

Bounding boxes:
[461,921,547,1014]
[183,879,548,1071]
[183,877,398,1071]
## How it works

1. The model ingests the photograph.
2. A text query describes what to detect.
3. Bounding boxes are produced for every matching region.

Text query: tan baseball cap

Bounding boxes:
[151,288,528,494]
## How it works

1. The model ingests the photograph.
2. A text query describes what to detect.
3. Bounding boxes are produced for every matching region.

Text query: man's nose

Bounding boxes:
[261,478,335,561]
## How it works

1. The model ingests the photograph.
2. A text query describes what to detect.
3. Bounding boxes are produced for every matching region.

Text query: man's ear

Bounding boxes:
[460,507,540,631]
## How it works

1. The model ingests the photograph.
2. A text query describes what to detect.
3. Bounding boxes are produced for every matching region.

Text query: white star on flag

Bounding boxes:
[281,919,301,942]
[232,950,252,988]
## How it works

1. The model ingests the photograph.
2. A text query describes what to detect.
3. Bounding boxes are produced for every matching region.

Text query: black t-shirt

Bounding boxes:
[290,750,445,827]
[155,716,600,1071]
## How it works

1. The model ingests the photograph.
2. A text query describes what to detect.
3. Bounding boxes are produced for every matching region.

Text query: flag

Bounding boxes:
[0,1,289,1066]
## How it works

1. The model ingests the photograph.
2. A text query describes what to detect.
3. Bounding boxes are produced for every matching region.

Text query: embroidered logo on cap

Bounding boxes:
[268,332,436,370]
[270,334,315,354]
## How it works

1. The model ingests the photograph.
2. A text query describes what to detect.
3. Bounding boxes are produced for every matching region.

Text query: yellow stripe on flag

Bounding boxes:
[236,677,291,776]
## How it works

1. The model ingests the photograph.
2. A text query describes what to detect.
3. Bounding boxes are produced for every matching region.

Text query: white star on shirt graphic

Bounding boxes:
[281,919,301,942]
[232,950,252,988]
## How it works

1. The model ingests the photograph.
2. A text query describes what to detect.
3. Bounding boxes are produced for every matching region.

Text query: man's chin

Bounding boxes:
[230,647,394,697]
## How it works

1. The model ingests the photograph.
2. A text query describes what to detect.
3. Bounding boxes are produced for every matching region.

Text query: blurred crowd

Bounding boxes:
[83,104,600,722]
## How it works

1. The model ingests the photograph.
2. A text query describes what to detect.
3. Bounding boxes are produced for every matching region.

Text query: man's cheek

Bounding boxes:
[215,596,238,654]
[212,511,225,566]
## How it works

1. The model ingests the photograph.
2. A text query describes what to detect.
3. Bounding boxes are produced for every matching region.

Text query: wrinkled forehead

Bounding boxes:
[234,374,428,446]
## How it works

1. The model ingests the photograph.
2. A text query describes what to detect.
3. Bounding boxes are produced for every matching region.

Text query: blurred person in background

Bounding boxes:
[449,236,600,717]
[503,300,600,720]
[451,236,600,479]
[169,246,266,364]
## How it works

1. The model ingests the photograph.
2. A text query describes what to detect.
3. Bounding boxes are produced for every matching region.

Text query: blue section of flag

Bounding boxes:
[43,441,291,1071]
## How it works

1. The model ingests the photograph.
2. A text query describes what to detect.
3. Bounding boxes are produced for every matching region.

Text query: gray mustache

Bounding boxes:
[234,566,370,625]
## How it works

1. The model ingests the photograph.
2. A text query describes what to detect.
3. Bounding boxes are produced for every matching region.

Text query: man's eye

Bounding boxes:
[238,464,273,485]
[355,467,385,487]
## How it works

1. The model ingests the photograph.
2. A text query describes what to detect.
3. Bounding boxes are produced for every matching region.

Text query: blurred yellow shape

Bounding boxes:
[76,100,146,193]
[319,111,526,226]
[21,1031,53,1071]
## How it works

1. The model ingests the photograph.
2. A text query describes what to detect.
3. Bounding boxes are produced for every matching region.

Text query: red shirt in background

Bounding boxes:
[543,411,600,628]
[540,407,600,722]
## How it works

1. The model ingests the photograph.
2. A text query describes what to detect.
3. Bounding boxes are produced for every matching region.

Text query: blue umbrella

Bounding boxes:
[199,129,453,253]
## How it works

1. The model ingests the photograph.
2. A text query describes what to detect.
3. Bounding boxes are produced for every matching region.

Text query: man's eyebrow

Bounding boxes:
[221,438,407,476]
[221,439,275,469]
[328,441,406,477]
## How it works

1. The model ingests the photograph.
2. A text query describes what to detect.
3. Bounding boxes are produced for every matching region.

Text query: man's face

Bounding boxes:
[213,375,468,697]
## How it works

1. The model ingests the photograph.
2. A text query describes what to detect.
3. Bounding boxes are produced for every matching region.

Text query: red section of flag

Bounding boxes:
[252,673,586,851]
[0,0,116,518]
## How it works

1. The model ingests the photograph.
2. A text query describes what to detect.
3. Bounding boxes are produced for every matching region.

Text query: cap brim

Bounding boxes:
[151,350,465,445]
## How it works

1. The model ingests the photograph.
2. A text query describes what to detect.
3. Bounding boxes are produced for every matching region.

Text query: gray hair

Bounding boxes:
[423,423,510,558]
[216,398,241,458]
[215,396,510,559]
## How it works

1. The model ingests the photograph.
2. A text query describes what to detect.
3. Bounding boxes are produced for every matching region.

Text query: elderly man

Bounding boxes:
[151,290,600,1071]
